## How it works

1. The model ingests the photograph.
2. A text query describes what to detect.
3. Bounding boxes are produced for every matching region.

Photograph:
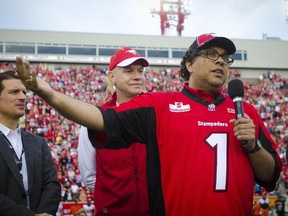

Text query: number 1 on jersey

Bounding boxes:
[206,133,228,191]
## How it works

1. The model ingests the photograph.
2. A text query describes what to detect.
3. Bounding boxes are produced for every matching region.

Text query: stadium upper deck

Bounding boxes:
[0,29,288,78]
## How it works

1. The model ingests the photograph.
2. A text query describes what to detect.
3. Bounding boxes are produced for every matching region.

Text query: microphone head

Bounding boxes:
[228,79,244,98]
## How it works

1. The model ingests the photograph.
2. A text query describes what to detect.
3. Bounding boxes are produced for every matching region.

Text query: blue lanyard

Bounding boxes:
[0,131,24,177]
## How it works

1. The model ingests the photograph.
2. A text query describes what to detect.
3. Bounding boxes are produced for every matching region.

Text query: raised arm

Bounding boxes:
[16,56,104,131]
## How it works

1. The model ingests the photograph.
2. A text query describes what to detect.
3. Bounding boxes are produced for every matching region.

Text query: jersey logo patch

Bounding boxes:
[169,102,190,112]
[208,103,216,111]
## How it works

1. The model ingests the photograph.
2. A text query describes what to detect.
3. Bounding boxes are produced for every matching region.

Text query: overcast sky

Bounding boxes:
[1,0,288,40]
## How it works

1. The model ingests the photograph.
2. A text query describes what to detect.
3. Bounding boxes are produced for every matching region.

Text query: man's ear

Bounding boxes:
[185,61,193,73]
[108,71,115,83]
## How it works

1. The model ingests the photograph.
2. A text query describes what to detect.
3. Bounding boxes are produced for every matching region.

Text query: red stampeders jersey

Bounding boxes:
[89,85,281,216]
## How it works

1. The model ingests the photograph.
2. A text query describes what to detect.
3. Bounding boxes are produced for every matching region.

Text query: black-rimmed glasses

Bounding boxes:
[195,50,234,66]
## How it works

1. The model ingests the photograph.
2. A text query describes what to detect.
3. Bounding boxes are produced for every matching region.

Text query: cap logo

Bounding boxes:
[197,33,216,48]
[126,49,138,56]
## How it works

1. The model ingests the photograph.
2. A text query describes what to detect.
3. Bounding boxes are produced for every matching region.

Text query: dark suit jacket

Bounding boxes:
[0,129,61,216]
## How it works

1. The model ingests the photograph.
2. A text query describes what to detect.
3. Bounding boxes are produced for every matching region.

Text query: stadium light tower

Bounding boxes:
[150,0,191,36]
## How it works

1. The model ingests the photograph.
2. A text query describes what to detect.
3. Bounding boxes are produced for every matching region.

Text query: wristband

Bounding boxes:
[246,139,262,154]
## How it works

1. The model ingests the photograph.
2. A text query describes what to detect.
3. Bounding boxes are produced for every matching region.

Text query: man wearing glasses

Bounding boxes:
[16,33,281,216]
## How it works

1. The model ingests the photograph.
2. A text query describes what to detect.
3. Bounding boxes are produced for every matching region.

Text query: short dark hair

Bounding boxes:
[0,71,21,94]
[180,48,198,81]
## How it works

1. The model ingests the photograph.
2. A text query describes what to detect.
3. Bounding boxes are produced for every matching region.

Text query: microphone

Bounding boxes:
[228,79,244,119]
[228,79,247,144]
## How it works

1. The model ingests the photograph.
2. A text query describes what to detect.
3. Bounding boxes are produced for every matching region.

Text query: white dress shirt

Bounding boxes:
[77,126,96,191]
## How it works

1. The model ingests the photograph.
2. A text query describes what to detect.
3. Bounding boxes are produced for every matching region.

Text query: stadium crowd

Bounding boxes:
[0,62,287,214]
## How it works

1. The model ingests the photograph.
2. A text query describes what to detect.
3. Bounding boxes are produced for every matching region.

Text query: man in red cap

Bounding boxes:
[16,33,281,216]
[77,47,150,216]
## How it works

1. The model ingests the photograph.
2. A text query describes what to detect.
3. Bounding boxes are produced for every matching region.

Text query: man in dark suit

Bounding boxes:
[0,71,61,216]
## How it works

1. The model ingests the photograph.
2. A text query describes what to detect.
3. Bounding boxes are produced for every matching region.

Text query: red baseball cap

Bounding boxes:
[109,47,149,71]
[189,33,236,55]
